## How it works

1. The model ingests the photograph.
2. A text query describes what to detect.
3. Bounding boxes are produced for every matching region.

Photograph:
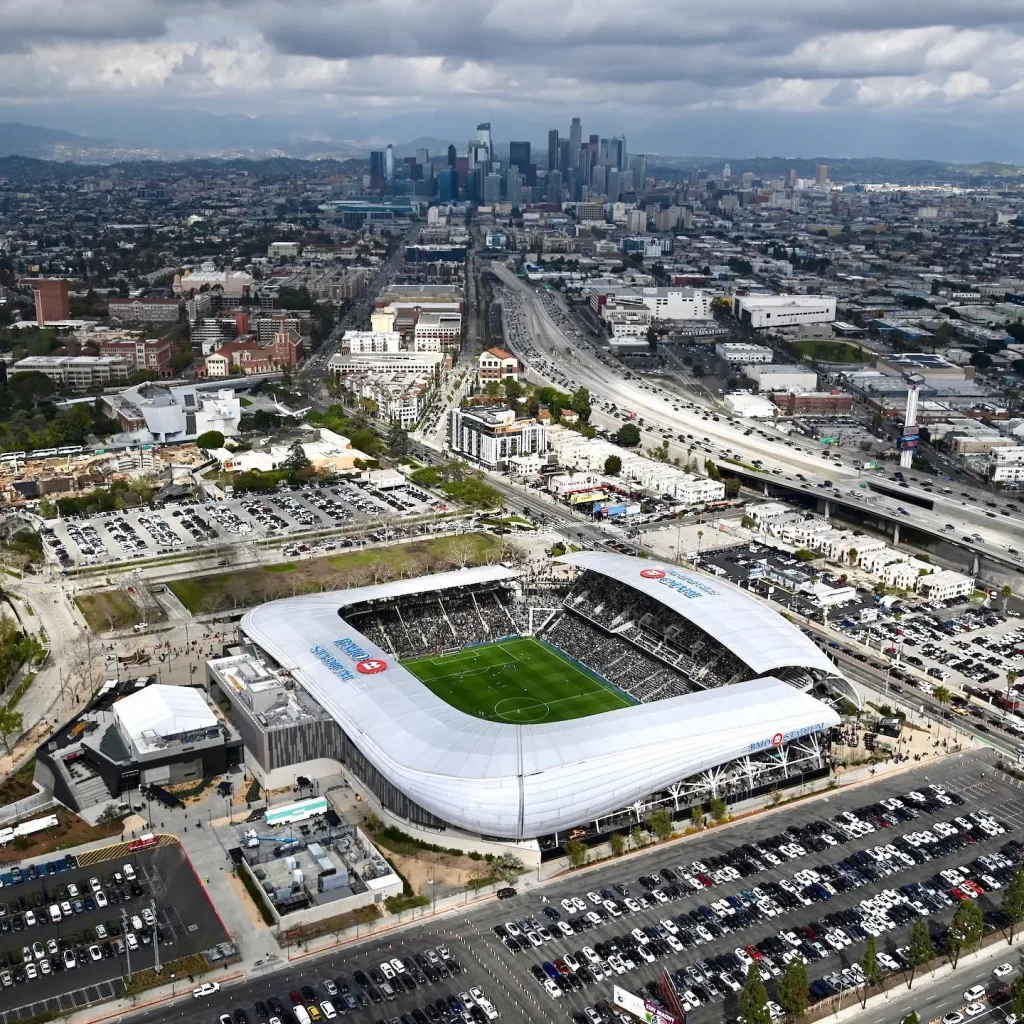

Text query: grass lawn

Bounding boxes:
[75,590,145,631]
[403,636,634,723]
[169,533,503,615]
[792,338,867,364]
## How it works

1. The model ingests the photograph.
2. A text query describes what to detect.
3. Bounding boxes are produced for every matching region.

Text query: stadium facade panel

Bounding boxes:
[240,556,842,840]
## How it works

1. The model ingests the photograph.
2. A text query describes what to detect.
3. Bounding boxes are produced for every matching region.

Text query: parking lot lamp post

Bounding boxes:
[170,973,175,996]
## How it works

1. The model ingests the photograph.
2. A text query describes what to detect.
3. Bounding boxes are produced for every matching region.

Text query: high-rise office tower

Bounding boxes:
[447,144,457,166]
[385,144,395,183]
[483,173,502,204]
[558,138,570,175]
[506,170,523,208]
[438,169,456,203]
[600,137,626,170]
[630,154,647,193]
[568,117,582,168]
[577,146,592,187]
[369,151,386,179]
[547,129,559,171]
[415,148,429,167]
[722,162,731,180]
[816,163,829,185]
[476,123,492,161]
[787,167,797,187]
[607,169,621,200]
[591,164,606,195]
[509,141,531,173]
[546,170,563,203]
[589,134,599,161]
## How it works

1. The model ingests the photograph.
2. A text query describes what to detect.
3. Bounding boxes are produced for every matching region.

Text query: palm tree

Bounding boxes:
[697,529,704,556]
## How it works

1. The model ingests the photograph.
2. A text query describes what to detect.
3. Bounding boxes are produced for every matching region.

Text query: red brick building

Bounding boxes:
[21,278,70,326]
[770,391,854,416]
[98,336,173,375]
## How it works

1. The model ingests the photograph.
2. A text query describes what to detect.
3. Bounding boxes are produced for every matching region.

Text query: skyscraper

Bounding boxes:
[568,117,582,168]
[385,144,395,183]
[577,146,592,187]
[546,170,563,204]
[816,163,829,185]
[558,139,570,175]
[547,129,559,172]
[476,123,492,161]
[447,144,457,167]
[722,162,731,181]
[438,169,456,203]
[483,173,502,204]
[630,154,647,193]
[509,141,531,173]
[787,167,797,187]
[369,151,386,179]
[24,278,69,327]
[506,170,523,208]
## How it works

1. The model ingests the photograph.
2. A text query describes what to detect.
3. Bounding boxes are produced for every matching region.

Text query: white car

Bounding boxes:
[542,979,562,999]
[963,986,986,1002]
[965,1004,985,1018]
[379,962,395,980]
[994,963,1014,978]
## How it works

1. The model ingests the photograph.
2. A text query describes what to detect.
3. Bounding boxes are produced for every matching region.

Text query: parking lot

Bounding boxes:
[132,752,1024,1024]
[42,480,441,568]
[0,842,230,1020]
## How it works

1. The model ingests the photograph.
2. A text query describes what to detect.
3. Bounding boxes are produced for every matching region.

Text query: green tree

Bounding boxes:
[0,706,23,754]
[349,428,380,456]
[947,899,983,968]
[724,477,741,498]
[690,805,704,831]
[1002,866,1024,943]
[563,839,588,869]
[775,957,809,1018]
[1011,975,1024,1019]
[705,459,721,480]
[861,935,882,1004]
[646,808,673,841]
[195,430,225,450]
[902,1013,920,1024]
[284,440,310,471]
[629,826,647,849]
[933,685,951,707]
[906,918,933,988]
[387,422,410,459]
[603,454,622,476]
[484,381,501,398]
[609,832,627,857]
[710,797,728,823]
[738,962,772,1024]
[1002,584,1013,608]
[502,377,525,403]
[571,386,592,421]
[615,422,641,447]
[492,854,525,883]
[970,351,992,371]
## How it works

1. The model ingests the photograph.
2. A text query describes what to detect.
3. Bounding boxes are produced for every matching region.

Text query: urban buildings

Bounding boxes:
[732,295,837,329]
[476,348,520,384]
[21,277,70,326]
[101,385,242,442]
[107,297,182,324]
[12,354,132,388]
[449,406,546,471]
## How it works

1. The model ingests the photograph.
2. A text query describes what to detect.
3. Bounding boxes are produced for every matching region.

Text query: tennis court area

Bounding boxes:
[403,636,634,723]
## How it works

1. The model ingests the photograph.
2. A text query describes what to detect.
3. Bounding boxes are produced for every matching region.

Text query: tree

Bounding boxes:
[570,387,592,421]
[284,440,311,471]
[1003,867,1024,943]
[710,797,728,823]
[1002,584,1013,609]
[902,1013,920,1024]
[502,377,525,403]
[615,423,641,447]
[905,918,933,987]
[861,935,882,1004]
[848,548,859,565]
[1011,975,1024,1020]
[0,706,23,753]
[933,685,951,707]
[610,832,627,857]
[724,477,741,499]
[563,839,588,869]
[704,459,721,481]
[646,325,658,351]
[629,826,647,849]
[738,962,772,1024]
[195,430,225,450]
[603,454,622,476]
[775,957,809,1018]
[492,854,525,883]
[970,351,992,371]
[690,805,704,831]
[646,808,673,841]
[387,422,410,459]
[947,899,983,968]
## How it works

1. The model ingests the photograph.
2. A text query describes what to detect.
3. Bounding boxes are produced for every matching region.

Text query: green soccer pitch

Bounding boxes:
[402,636,635,723]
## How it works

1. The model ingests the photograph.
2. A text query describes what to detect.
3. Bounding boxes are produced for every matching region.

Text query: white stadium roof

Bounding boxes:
[113,684,217,741]
[557,550,840,678]
[241,559,840,839]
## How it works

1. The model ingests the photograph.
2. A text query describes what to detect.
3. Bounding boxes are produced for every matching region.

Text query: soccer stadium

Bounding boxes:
[219,552,849,851]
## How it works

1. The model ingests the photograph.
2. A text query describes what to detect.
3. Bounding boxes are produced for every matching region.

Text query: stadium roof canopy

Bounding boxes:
[241,561,840,840]
[557,551,841,679]
[334,564,518,609]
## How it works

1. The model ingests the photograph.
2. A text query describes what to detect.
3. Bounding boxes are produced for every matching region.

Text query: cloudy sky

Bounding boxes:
[3,0,1024,159]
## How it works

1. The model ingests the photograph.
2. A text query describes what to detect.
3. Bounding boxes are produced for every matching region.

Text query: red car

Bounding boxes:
[745,944,763,961]
[696,873,714,887]
[950,887,969,901]
[963,879,985,896]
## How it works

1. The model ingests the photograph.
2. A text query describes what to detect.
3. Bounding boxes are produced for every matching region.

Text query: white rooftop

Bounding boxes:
[113,684,217,743]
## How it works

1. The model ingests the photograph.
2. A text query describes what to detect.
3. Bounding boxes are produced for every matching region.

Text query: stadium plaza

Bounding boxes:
[205,552,853,863]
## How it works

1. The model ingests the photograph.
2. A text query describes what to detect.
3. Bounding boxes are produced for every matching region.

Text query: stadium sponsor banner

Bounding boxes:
[749,721,826,753]
[613,985,679,1024]
[644,566,720,600]
[310,636,383,682]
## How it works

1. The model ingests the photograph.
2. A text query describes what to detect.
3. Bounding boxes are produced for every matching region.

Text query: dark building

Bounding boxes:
[447,144,457,166]
[438,169,456,203]
[547,129,559,171]
[509,141,531,173]
[369,150,386,179]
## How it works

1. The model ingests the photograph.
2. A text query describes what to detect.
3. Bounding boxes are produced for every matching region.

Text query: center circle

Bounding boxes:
[494,697,550,722]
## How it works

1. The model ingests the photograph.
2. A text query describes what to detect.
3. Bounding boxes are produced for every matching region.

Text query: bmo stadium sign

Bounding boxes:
[310,637,388,682]
[749,722,826,753]
[640,566,719,600]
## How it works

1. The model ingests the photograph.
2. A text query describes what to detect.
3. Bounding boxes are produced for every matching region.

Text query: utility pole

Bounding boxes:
[121,907,132,982]
[151,899,160,973]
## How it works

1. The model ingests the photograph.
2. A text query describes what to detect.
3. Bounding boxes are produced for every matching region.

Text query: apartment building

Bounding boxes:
[342,331,401,354]
[98,335,173,374]
[449,407,546,471]
[12,355,132,389]
[413,311,462,350]
[107,297,182,324]
[477,348,520,384]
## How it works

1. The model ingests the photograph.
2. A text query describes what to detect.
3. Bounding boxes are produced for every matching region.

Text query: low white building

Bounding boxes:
[917,569,975,603]
[413,311,462,350]
[342,330,401,354]
[746,364,818,393]
[715,342,773,365]
[989,446,1024,483]
[449,407,546,471]
[724,393,777,418]
[733,294,837,329]
[799,581,858,608]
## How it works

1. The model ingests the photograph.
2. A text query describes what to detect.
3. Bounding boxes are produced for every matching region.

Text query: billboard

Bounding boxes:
[612,986,679,1024]
[898,435,919,452]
